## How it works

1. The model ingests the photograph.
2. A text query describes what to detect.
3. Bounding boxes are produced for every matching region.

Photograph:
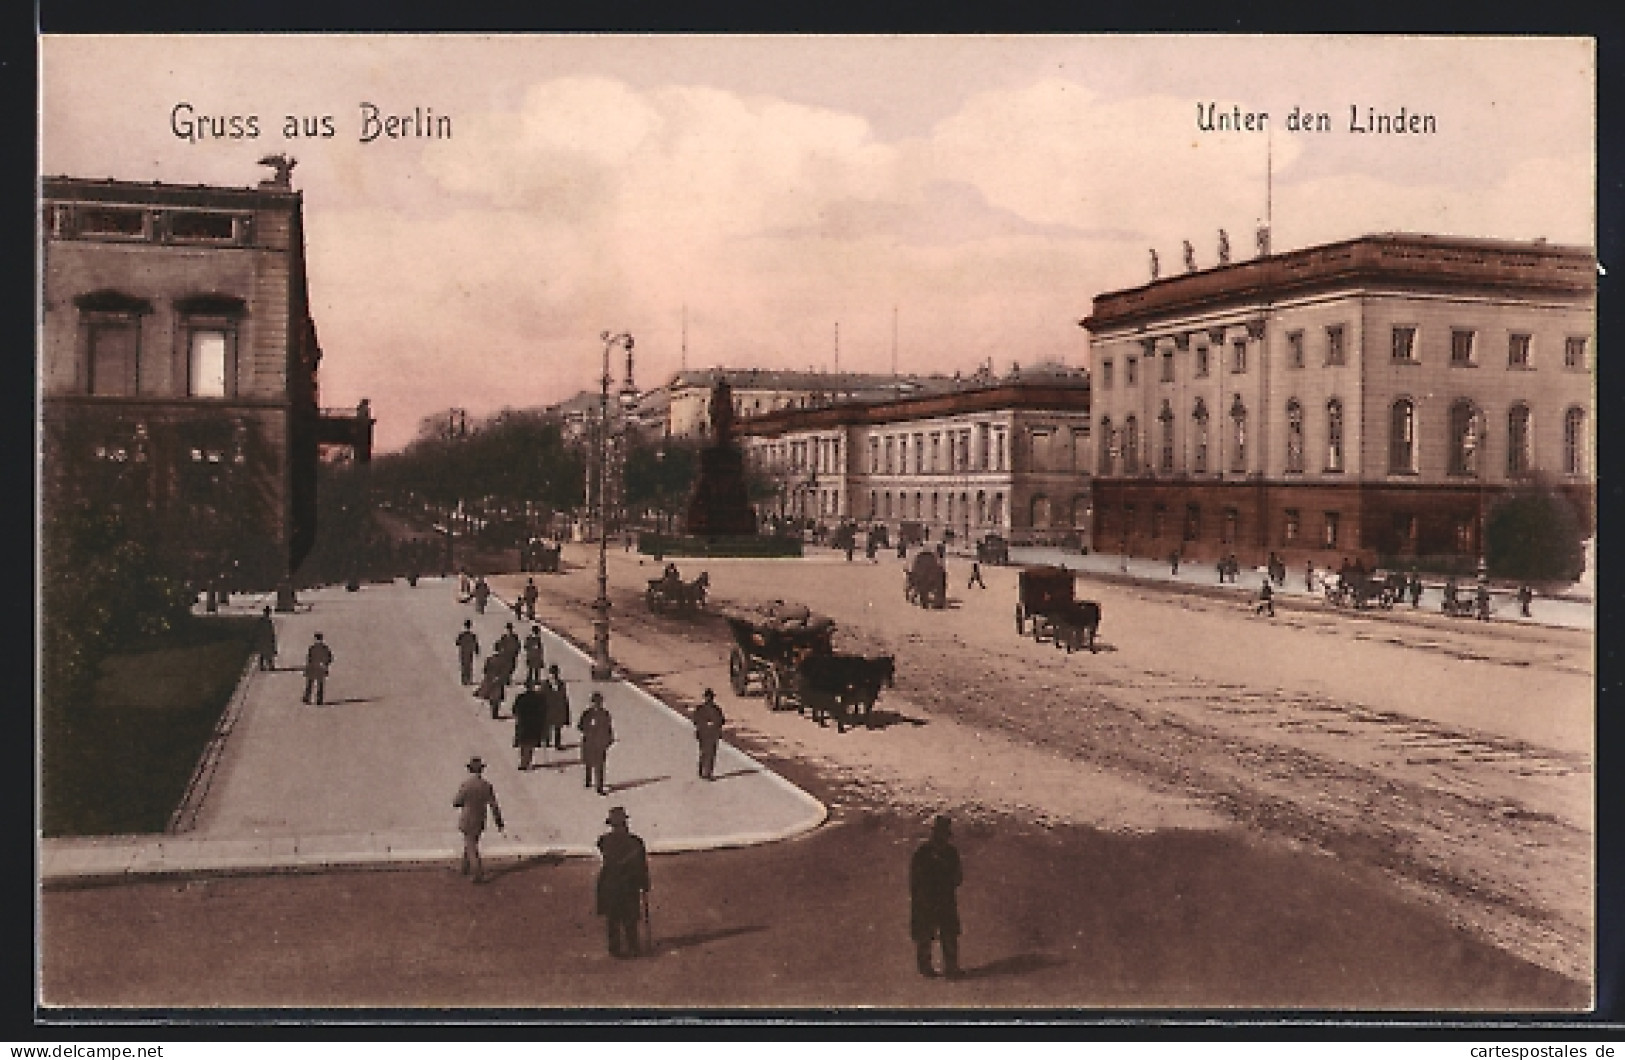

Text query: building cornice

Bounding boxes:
[738,383,1091,439]
[42,176,302,211]
[1081,234,1594,335]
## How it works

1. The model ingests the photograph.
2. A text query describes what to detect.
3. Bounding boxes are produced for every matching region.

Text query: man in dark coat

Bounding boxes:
[522,578,540,621]
[456,620,480,685]
[477,651,508,719]
[523,625,546,686]
[255,606,277,670]
[578,692,615,794]
[495,623,522,683]
[596,806,650,958]
[512,678,548,770]
[1409,572,1424,609]
[910,815,963,979]
[542,664,571,749]
[301,633,333,705]
[472,576,491,614]
[692,688,726,780]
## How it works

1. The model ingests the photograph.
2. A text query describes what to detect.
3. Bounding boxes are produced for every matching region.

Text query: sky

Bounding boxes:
[40,35,1595,452]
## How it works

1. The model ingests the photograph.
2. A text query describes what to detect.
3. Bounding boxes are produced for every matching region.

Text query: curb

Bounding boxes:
[166,653,259,835]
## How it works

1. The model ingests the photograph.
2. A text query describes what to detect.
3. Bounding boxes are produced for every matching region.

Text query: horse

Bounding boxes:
[797,653,897,732]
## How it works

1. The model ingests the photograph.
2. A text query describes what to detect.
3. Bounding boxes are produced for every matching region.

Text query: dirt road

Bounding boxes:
[498,545,1593,987]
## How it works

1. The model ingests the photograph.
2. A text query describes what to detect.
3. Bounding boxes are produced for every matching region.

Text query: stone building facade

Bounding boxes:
[1080,233,1594,569]
[40,169,363,587]
[739,376,1092,548]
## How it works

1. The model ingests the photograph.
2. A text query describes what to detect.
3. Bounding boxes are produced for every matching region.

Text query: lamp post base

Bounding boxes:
[590,608,613,681]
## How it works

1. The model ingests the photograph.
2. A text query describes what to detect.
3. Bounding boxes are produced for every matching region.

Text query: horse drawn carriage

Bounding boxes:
[520,539,562,573]
[904,549,948,609]
[1014,566,1102,652]
[725,607,895,732]
[976,534,1011,566]
[1323,570,1403,610]
[646,565,709,614]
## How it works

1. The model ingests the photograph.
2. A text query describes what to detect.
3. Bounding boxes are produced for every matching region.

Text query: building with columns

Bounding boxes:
[1080,233,1595,569]
[738,367,1092,548]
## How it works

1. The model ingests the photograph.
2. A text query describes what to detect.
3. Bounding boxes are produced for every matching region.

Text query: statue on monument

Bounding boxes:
[709,377,736,446]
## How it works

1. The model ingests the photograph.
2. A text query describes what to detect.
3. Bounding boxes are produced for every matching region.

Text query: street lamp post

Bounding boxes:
[592,331,634,682]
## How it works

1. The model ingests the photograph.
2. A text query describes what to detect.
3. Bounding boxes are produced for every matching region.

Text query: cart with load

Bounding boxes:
[904,549,948,609]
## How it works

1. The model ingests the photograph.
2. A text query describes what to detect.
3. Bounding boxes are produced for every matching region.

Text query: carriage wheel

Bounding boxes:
[728,648,748,696]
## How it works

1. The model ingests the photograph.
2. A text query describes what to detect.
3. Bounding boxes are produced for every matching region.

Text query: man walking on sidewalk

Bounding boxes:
[456,620,480,685]
[1255,577,1275,617]
[301,633,333,704]
[512,678,547,771]
[255,606,277,671]
[522,578,540,621]
[692,688,726,780]
[596,806,650,958]
[523,625,546,686]
[579,692,615,795]
[542,664,571,750]
[452,756,504,884]
[967,561,985,589]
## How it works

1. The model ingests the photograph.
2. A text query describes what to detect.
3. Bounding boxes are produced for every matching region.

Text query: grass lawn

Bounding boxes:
[41,617,257,837]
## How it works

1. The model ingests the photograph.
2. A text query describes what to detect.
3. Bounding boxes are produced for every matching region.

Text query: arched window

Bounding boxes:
[1564,407,1587,476]
[1158,401,1175,473]
[1192,400,1209,473]
[1507,404,1532,476]
[1326,399,1344,472]
[1449,399,1480,476]
[1229,396,1247,473]
[1097,417,1114,476]
[1122,415,1139,474]
[1389,399,1416,473]
[1285,399,1304,472]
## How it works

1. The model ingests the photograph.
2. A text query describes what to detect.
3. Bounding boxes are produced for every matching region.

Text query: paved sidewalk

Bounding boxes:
[40,578,825,882]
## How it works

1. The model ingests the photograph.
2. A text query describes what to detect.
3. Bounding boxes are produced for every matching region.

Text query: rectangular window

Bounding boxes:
[994,431,1006,471]
[869,438,880,474]
[1391,326,1417,362]
[1151,505,1165,539]
[1195,346,1210,377]
[1126,357,1138,386]
[1101,360,1113,389]
[1323,511,1340,549]
[189,330,229,396]
[1508,333,1532,368]
[169,210,239,243]
[1326,325,1346,366]
[77,206,147,238]
[1221,507,1238,544]
[1451,329,1476,364]
[1231,339,1247,374]
[1287,330,1304,369]
[1565,336,1588,369]
[1183,504,1201,541]
[1161,351,1175,382]
[88,321,138,396]
[1283,509,1300,544]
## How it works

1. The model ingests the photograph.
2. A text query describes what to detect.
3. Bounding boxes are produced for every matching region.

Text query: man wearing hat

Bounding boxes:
[523,624,546,686]
[541,664,571,750]
[596,806,650,958]
[910,814,964,979]
[455,619,480,685]
[692,689,726,780]
[452,756,504,884]
[578,692,615,794]
[301,632,333,705]
[511,677,547,771]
